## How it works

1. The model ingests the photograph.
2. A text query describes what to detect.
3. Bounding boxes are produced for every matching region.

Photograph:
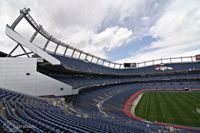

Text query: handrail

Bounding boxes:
[135,56,196,68]
[8,8,198,69]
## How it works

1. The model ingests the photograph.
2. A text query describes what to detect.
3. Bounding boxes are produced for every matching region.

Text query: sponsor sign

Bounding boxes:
[155,64,173,71]
[195,54,200,61]
[124,63,136,68]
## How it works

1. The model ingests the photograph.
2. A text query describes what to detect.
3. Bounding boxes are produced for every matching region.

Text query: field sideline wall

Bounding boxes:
[0,58,76,96]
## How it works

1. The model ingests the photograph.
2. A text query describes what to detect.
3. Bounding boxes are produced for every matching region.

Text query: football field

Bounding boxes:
[135,91,200,127]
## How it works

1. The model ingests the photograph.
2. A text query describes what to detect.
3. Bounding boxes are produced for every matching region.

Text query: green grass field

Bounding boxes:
[135,91,200,127]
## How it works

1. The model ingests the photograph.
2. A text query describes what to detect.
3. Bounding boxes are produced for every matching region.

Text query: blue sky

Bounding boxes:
[0,0,200,63]
[107,36,157,61]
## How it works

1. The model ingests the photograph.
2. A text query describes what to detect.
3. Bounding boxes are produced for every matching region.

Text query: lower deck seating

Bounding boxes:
[0,88,146,133]
[72,82,200,132]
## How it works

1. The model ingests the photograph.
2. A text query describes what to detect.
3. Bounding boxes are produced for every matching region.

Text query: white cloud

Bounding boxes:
[119,0,200,63]
[59,26,133,58]
[141,16,149,21]
[92,26,133,51]
[0,0,199,63]
[0,0,136,57]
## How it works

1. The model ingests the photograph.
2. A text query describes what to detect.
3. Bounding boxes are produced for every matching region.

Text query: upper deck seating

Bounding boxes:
[51,54,200,75]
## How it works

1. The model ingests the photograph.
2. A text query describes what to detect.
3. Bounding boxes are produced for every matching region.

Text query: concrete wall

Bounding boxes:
[0,58,77,96]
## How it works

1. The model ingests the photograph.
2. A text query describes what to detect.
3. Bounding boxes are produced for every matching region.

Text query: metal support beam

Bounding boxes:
[29,30,38,43]
[71,49,76,57]
[54,44,59,53]
[6,26,61,65]
[54,42,60,53]
[29,25,42,43]
[43,36,52,50]
[91,56,94,62]
[85,54,88,59]
[11,8,30,30]
[78,51,82,59]
[8,43,30,58]
[108,62,111,67]
[119,64,122,69]
[19,44,30,57]
[114,63,116,68]
[191,56,194,62]
[102,60,105,65]
[7,44,19,57]
[63,47,68,56]
[97,58,100,64]
[14,52,33,57]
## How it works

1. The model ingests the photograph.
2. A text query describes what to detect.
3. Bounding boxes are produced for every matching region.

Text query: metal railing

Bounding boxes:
[135,56,196,68]
[8,8,198,69]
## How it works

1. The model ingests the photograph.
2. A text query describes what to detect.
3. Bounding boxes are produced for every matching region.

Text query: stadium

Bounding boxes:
[0,7,200,133]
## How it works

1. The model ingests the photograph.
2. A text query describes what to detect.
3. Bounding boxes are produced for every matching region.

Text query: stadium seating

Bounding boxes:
[0,88,149,132]
[72,82,200,132]
[2,7,200,132]
[38,54,200,90]
[0,67,200,132]
[51,54,200,75]
[1,52,200,132]
[42,70,200,89]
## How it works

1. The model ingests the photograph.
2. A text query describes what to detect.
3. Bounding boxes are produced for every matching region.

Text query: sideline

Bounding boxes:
[123,89,144,121]
[123,89,200,131]
[130,93,143,116]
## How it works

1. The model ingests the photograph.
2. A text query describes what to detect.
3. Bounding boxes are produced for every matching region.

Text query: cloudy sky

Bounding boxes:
[0,0,200,63]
